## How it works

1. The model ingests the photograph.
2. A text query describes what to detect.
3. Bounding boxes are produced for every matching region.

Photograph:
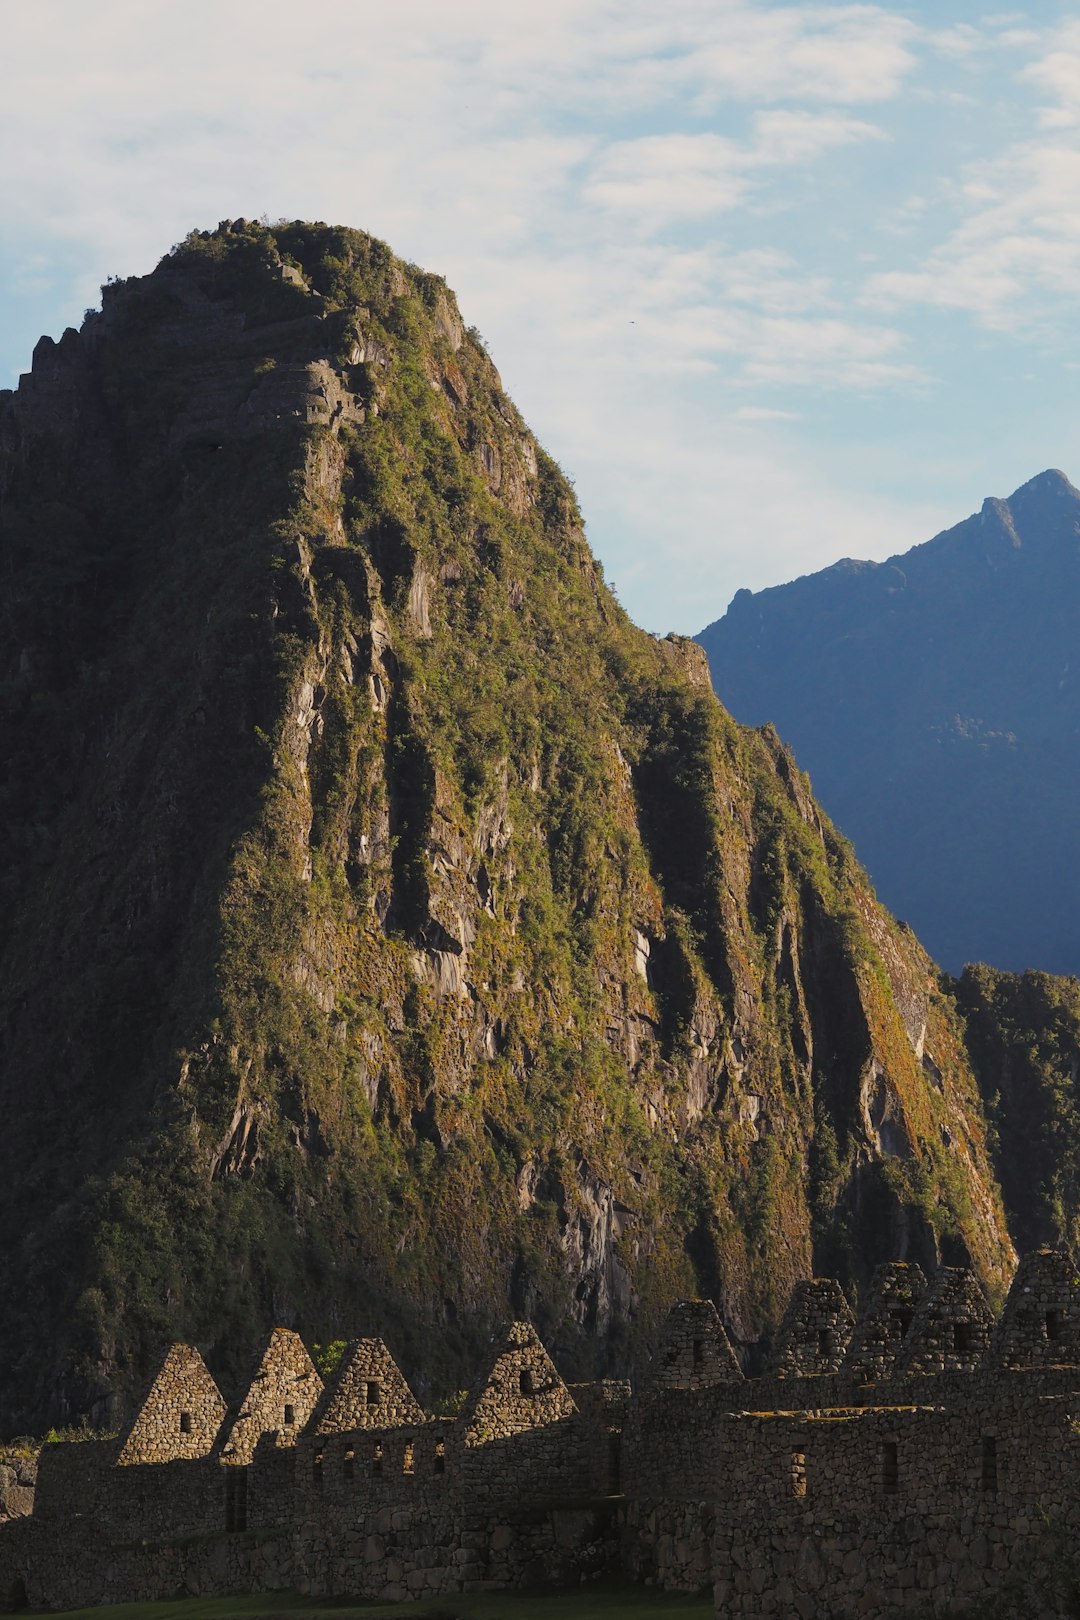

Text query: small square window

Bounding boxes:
[953,1322,976,1356]
[888,1308,913,1341]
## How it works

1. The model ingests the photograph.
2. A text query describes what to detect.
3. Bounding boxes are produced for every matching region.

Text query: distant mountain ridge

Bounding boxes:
[697,470,1080,976]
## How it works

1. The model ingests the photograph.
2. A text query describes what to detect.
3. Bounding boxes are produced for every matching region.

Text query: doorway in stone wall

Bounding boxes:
[7,1577,28,1611]
[607,1432,622,1495]
[225,1466,249,1531]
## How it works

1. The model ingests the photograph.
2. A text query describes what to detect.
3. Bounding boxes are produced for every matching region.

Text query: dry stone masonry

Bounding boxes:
[312,1339,425,1434]
[116,1343,227,1465]
[640,1299,743,1392]
[221,1329,323,1465]
[841,1262,927,1384]
[5,1251,1080,1616]
[770,1279,855,1377]
[896,1265,995,1375]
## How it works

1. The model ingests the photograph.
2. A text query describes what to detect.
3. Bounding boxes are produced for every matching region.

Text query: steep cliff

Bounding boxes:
[0,221,1013,1430]
[957,965,1080,1255]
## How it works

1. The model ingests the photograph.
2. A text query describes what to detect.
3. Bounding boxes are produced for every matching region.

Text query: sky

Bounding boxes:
[2,1,1079,634]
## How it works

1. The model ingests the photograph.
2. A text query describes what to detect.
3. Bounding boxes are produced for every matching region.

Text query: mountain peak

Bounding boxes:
[0,221,1013,1427]
[1009,467,1078,501]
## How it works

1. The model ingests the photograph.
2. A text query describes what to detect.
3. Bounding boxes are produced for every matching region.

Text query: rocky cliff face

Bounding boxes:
[957,965,1080,1257]
[0,222,1013,1431]
[696,470,1080,976]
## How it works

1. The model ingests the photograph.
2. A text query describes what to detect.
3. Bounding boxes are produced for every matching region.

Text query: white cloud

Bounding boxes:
[1023,21,1080,127]
[0,0,1064,630]
[734,405,803,419]
[862,21,1080,332]
[582,113,882,224]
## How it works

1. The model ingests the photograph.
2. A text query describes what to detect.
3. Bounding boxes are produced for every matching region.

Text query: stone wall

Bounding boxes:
[313,1338,424,1433]
[990,1247,1080,1369]
[7,1253,1080,1617]
[462,1322,578,1442]
[116,1343,226,1464]
[841,1262,926,1384]
[897,1266,995,1375]
[222,1328,323,1464]
[641,1300,743,1392]
[0,1451,35,1523]
[771,1279,855,1376]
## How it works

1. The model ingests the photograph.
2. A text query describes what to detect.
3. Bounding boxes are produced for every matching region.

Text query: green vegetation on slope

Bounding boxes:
[0,221,1012,1430]
[957,964,1080,1253]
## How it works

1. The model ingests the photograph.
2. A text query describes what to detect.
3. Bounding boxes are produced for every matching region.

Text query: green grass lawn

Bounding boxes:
[25,1584,713,1620]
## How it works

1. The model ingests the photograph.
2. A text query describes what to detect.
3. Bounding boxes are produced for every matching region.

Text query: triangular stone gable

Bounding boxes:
[770,1279,855,1376]
[642,1299,743,1392]
[896,1266,994,1375]
[842,1262,927,1384]
[461,1321,577,1444]
[220,1328,323,1463]
[990,1249,1080,1370]
[117,1343,227,1465]
[312,1338,424,1433]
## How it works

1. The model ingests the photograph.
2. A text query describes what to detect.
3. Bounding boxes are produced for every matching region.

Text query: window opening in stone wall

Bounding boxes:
[817,1328,834,1358]
[791,1452,807,1498]
[434,1440,446,1475]
[982,1436,998,1493]
[519,1369,535,1396]
[366,1379,381,1406]
[313,1447,324,1491]
[403,1439,415,1475]
[1046,1309,1063,1343]
[889,1308,914,1341]
[344,1446,355,1482]
[372,1441,383,1477]
[283,1404,295,1427]
[692,1338,704,1367]
[880,1441,899,1496]
[953,1321,976,1356]
[179,1411,192,1435]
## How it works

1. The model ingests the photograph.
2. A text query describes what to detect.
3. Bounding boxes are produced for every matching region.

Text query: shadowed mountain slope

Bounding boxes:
[0,221,1013,1431]
[697,470,1080,976]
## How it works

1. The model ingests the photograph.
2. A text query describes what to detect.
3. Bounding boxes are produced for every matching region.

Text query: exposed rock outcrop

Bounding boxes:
[0,221,1013,1430]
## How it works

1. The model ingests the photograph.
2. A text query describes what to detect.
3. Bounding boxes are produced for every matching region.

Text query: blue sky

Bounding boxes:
[2,1,1078,633]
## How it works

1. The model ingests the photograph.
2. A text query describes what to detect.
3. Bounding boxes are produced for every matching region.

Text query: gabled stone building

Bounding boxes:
[4,1250,1080,1617]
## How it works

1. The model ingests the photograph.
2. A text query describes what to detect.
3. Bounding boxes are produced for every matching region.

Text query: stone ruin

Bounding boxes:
[4,1249,1080,1617]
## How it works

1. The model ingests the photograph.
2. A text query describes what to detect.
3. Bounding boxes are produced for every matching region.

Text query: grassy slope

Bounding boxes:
[956,964,1080,1252]
[0,223,1012,1430]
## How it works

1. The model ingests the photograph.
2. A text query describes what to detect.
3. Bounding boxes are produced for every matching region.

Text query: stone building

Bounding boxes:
[221,1328,323,1465]
[311,1338,424,1434]
[4,1250,1080,1617]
